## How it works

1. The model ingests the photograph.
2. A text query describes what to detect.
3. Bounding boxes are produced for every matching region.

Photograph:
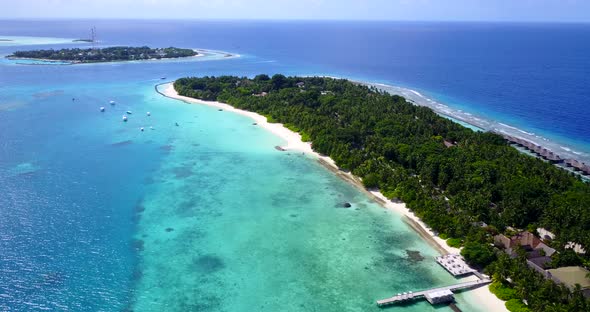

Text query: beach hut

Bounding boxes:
[570,160,583,171]
[443,140,456,148]
[425,290,454,304]
[545,152,562,163]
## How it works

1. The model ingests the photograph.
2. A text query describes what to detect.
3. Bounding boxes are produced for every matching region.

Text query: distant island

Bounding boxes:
[7,46,198,63]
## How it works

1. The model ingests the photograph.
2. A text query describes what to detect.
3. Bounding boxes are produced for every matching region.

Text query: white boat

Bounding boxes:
[110,100,116,105]
[140,127,144,131]
[122,116,128,122]
[100,107,105,112]
[147,112,151,116]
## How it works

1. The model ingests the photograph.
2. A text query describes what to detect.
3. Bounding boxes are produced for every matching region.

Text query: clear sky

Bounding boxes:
[3,0,590,22]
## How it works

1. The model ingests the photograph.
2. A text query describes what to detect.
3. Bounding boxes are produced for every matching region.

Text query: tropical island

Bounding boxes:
[7,46,198,63]
[172,75,590,311]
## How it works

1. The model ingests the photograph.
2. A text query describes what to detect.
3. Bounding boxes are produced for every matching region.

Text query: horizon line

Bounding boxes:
[1,17,589,25]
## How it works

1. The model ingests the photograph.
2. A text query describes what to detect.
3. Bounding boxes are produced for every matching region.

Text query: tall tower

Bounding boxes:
[91,27,97,49]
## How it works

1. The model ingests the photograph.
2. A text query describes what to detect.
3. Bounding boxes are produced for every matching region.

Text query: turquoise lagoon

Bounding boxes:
[0,36,484,311]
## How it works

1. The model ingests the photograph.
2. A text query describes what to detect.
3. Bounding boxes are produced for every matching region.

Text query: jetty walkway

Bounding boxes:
[376,278,491,307]
[377,254,491,308]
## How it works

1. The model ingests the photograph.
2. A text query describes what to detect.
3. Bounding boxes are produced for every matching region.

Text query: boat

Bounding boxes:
[100,107,105,112]
[140,127,144,131]
[110,100,116,105]
[122,116,128,122]
[147,112,151,116]
[126,111,132,114]
[160,77,166,80]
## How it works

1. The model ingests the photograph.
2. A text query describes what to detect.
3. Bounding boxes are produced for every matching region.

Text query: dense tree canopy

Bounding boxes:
[9,46,197,63]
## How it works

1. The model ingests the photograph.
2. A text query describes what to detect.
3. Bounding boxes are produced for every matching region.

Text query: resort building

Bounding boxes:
[547,266,590,297]
[495,230,590,297]
[443,140,457,148]
[494,231,556,271]
[494,232,556,257]
[537,227,586,254]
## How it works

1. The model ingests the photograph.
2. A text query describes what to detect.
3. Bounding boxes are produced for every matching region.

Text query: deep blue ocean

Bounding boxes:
[1,20,589,311]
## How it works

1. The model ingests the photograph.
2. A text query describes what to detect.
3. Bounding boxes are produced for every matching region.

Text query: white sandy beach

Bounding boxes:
[161,82,507,312]
[162,83,311,152]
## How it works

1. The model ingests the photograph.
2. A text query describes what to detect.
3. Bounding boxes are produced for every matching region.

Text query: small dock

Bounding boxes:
[376,278,491,307]
[377,254,491,308]
[436,254,475,277]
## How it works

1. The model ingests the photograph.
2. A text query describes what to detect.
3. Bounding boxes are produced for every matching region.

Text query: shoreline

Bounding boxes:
[158,82,508,312]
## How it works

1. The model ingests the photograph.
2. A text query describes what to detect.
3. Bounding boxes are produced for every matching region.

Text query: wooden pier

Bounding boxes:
[376,278,491,307]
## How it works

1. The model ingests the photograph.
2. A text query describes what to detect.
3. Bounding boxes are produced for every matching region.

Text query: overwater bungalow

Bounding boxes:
[564,159,590,175]
[546,153,562,163]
